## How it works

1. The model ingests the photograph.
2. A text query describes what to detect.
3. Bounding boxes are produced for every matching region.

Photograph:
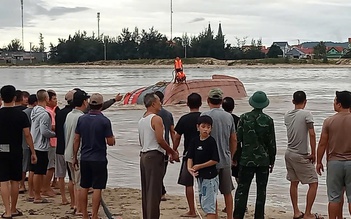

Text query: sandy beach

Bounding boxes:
[1,185,324,219]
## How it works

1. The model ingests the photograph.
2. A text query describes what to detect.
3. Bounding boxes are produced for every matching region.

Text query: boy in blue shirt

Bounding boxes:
[187,115,220,219]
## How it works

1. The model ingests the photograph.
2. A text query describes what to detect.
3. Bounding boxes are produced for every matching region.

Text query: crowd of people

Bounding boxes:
[0,86,122,219]
[138,88,351,219]
[1,84,351,219]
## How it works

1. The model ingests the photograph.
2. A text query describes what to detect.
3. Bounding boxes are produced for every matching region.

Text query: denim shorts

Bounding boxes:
[197,176,219,214]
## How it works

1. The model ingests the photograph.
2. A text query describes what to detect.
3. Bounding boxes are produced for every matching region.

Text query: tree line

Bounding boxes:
[2,27,349,63]
[1,26,265,63]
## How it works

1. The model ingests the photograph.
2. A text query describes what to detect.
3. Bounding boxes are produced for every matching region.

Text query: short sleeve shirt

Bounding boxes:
[284,109,314,155]
[76,111,113,162]
[46,106,57,147]
[157,107,174,145]
[0,107,30,156]
[187,136,219,179]
[174,112,201,153]
[201,108,235,169]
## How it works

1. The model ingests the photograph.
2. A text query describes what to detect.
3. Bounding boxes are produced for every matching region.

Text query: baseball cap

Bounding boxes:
[89,93,103,105]
[208,88,223,100]
[73,90,90,102]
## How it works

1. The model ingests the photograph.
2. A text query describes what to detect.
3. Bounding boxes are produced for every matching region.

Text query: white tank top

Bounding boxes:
[138,114,165,154]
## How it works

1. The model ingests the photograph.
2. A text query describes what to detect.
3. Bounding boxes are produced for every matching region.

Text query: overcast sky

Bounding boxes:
[1,0,351,50]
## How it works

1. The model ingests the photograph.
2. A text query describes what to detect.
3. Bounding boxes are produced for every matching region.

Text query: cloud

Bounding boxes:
[188,18,205,23]
[0,0,90,29]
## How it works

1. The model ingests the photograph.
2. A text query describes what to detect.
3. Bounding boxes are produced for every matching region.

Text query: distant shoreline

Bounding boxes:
[1,63,351,69]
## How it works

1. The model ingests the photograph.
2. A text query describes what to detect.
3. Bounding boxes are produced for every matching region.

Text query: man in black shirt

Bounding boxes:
[187,115,219,219]
[173,93,202,217]
[55,90,76,206]
[0,85,37,218]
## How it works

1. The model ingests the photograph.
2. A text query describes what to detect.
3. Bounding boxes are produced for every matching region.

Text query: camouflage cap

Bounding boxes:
[249,91,269,109]
[208,88,223,100]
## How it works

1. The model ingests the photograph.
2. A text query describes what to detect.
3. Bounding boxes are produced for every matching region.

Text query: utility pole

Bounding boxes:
[170,0,173,41]
[183,33,188,58]
[29,42,32,64]
[21,0,24,48]
[97,12,100,40]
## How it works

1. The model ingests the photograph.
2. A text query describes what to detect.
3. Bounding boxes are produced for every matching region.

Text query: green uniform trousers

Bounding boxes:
[234,166,269,219]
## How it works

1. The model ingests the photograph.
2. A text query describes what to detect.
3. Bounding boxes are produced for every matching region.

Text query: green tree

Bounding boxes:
[267,44,283,58]
[4,39,24,51]
[39,33,46,52]
[313,41,326,59]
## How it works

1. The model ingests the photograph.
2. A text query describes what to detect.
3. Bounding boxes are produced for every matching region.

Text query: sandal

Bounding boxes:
[11,209,23,217]
[313,213,324,219]
[293,212,304,219]
[1,213,12,219]
[33,198,51,204]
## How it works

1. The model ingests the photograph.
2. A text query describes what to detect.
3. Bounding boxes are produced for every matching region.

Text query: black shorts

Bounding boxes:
[80,160,108,189]
[30,150,48,175]
[177,158,194,187]
[232,164,240,178]
[0,153,22,182]
[175,68,182,73]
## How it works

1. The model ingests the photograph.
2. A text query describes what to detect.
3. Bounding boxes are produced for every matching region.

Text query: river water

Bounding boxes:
[1,66,351,215]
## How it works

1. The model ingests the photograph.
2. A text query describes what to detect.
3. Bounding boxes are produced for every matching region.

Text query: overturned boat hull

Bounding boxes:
[123,75,247,105]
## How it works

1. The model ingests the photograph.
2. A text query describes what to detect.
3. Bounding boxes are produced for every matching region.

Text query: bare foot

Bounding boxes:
[61,199,70,205]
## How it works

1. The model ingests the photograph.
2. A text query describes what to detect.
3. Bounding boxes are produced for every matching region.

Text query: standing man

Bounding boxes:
[42,89,58,196]
[284,91,319,219]
[154,91,175,201]
[65,90,89,215]
[73,93,115,219]
[173,93,202,217]
[21,94,38,196]
[0,85,37,218]
[55,90,76,206]
[138,93,180,219]
[316,91,351,219]
[30,89,56,203]
[234,91,276,219]
[202,88,237,219]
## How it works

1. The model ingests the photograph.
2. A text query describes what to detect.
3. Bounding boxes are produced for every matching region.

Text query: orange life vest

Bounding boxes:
[174,59,182,69]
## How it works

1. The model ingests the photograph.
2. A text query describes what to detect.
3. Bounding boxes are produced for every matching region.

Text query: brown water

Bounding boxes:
[1,67,351,214]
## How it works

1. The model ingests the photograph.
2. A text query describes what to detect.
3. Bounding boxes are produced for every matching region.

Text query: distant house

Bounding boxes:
[286,48,313,59]
[272,42,290,57]
[261,46,270,55]
[326,47,347,59]
[0,51,47,64]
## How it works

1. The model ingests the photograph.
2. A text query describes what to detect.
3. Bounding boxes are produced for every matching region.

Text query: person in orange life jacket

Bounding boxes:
[174,57,186,83]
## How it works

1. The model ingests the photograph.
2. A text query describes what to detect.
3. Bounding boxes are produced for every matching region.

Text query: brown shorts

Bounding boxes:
[218,167,234,194]
[285,150,318,184]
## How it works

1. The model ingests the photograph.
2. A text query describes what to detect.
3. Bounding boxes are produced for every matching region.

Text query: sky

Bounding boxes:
[1,0,351,50]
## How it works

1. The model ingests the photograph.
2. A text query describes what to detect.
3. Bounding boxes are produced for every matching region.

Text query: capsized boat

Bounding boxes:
[123,75,247,105]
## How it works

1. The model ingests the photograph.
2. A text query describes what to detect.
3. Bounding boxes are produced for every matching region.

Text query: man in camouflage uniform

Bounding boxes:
[233,91,276,219]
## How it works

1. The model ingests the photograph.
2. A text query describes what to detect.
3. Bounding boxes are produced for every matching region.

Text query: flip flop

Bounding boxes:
[293,212,304,219]
[11,209,23,217]
[313,213,324,219]
[1,213,12,219]
[26,197,34,202]
[33,198,51,204]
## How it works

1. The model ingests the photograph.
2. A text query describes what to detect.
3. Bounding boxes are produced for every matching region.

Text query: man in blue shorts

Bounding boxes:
[73,93,115,219]
[187,115,220,219]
